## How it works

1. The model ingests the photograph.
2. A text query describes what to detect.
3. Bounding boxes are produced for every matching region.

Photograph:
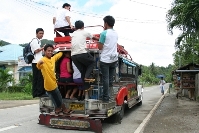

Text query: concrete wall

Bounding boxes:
[5,64,20,82]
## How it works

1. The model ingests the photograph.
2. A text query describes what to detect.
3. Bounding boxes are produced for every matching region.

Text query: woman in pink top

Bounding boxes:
[58,51,77,99]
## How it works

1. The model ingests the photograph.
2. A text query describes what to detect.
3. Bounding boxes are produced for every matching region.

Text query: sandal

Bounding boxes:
[84,79,95,82]
[55,108,63,115]
[62,109,74,114]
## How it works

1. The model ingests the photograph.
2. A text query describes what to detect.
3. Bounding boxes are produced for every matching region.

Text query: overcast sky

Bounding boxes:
[0,0,180,67]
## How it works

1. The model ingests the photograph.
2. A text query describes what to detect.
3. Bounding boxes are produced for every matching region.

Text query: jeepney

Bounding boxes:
[38,26,143,133]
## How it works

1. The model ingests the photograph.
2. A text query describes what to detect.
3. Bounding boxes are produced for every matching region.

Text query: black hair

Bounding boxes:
[75,20,84,29]
[44,44,54,51]
[103,15,115,27]
[36,28,44,34]
[62,3,71,8]
[55,51,71,76]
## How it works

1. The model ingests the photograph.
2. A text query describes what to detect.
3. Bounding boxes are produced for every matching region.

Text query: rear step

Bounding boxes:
[38,113,102,133]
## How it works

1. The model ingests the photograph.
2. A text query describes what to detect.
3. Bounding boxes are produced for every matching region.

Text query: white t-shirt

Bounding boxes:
[54,8,71,28]
[30,38,43,63]
[71,29,93,56]
[99,29,118,63]
[72,62,81,79]
[159,80,166,86]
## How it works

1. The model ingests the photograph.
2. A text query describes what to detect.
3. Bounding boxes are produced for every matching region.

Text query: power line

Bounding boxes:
[19,0,166,24]
[86,28,173,47]
[129,0,167,10]
[16,0,53,19]
[14,0,171,46]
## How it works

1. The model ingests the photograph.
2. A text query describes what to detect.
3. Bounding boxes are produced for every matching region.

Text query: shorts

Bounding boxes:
[73,78,84,90]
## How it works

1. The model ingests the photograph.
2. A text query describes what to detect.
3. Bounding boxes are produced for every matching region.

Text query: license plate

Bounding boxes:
[69,103,84,110]
[50,118,90,128]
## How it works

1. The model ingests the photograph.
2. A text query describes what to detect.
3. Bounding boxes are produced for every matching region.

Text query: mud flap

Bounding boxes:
[38,114,102,133]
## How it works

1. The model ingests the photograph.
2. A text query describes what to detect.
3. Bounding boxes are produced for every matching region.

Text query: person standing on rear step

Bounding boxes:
[159,77,166,95]
[71,20,99,90]
[30,28,46,98]
[37,44,73,115]
[98,15,118,103]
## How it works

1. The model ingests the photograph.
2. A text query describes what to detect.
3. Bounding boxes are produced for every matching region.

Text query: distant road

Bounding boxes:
[0,84,169,133]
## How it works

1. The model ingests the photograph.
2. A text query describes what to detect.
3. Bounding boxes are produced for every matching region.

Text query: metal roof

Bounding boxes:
[0,44,23,63]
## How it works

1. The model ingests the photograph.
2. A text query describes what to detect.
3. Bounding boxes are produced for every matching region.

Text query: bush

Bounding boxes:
[7,85,24,93]
[23,83,32,95]
[6,83,32,95]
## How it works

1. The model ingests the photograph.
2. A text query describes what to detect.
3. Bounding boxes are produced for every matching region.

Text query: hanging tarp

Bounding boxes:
[122,59,136,67]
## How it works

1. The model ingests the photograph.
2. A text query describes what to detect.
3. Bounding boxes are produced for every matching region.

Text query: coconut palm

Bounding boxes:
[0,69,14,92]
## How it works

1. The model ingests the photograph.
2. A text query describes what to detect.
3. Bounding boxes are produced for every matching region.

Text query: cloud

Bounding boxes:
[84,0,104,8]
[104,0,179,67]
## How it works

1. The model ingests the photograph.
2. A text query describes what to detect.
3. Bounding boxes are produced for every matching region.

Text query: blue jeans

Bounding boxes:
[47,88,62,108]
[100,61,117,101]
[161,85,164,94]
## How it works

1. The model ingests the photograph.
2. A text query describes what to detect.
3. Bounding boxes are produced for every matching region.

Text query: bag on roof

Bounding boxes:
[23,38,39,64]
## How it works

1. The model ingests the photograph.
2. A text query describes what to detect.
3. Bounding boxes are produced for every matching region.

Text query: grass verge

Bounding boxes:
[0,92,34,100]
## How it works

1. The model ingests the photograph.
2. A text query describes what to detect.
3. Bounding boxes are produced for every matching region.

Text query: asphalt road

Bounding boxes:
[0,84,169,133]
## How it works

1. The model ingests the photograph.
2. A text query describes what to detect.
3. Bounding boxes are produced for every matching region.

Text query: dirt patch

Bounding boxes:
[0,100,39,109]
[143,93,199,133]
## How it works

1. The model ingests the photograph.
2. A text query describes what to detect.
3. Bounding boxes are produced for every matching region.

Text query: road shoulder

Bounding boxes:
[0,100,39,109]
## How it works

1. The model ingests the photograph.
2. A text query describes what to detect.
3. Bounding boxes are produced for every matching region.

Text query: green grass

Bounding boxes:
[0,92,34,100]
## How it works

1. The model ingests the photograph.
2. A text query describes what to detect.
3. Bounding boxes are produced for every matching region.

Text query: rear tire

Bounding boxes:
[137,101,142,106]
[112,104,124,124]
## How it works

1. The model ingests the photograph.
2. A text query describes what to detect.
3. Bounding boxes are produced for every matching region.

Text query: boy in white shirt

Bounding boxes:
[30,28,46,98]
[53,3,74,36]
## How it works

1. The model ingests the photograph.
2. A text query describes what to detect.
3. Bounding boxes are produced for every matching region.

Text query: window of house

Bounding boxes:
[19,72,29,80]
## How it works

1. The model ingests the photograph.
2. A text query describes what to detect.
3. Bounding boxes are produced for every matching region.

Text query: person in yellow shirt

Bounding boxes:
[37,44,73,114]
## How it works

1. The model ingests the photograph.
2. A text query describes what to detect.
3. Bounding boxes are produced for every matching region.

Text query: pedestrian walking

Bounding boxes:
[159,77,166,95]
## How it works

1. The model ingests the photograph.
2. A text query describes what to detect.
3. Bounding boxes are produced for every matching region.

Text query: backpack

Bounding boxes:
[23,38,39,64]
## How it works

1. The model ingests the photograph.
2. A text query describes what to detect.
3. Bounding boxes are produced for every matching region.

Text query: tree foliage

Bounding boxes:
[0,40,10,46]
[167,0,199,47]
[167,0,199,67]
[139,63,174,85]
[0,69,14,92]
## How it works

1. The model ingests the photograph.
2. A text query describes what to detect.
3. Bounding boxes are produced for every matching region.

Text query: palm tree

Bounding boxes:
[0,69,14,92]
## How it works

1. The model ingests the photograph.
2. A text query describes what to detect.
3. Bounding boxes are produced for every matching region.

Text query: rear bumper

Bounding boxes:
[38,113,102,133]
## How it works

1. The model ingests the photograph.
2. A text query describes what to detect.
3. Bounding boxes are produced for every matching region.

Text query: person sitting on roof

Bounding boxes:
[53,3,74,36]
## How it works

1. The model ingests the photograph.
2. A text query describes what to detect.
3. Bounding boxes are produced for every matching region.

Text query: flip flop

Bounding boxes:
[85,79,95,82]
[70,97,77,100]
[63,109,75,114]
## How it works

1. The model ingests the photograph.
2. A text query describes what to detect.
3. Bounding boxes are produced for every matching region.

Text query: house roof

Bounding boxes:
[177,63,199,70]
[172,63,199,74]
[0,44,23,64]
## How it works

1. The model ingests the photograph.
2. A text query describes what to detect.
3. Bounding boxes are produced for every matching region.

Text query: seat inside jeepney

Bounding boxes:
[54,29,71,43]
